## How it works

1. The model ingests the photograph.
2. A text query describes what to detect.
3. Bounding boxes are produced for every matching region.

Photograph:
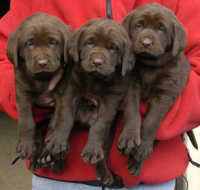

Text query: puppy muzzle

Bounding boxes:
[134,30,164,57]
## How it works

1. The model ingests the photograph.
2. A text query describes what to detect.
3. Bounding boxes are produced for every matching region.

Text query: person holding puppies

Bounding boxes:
[1,0,200,190]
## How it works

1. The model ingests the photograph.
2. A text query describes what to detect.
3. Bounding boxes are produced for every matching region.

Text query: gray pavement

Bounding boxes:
[0,112,31,190]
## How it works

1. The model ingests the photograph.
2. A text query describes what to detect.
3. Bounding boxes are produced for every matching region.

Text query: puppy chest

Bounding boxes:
[28,80,54,103]
[136,69,159,100]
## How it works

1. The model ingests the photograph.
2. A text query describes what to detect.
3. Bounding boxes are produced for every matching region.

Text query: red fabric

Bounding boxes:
[1,0,200,186]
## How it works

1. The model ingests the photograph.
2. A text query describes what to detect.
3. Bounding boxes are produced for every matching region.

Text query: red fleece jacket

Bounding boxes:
[0,0,200,187]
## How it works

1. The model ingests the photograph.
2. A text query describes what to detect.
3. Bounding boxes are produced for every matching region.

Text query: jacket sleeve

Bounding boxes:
[0,0,35,120]
[0,11,17,120]
[155,0,200,140]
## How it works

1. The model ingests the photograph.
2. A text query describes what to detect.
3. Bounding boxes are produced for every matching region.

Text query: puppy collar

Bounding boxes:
[48,68,64,91]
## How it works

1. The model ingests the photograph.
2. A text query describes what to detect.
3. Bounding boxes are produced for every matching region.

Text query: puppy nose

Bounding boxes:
[142,38,153,47]
[38,59,48,68]
[92,58,104,67]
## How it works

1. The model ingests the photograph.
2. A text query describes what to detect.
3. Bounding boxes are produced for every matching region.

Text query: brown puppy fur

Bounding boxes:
[118,3,190,176]
[7,13,72,171]
[45,18,134,185]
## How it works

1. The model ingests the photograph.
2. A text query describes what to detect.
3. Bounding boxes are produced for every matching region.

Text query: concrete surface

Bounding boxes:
[0,112,32,190]
[0,111,200,190]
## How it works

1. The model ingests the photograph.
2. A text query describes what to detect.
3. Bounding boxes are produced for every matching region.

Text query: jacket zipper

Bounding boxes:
[106,0,113,19]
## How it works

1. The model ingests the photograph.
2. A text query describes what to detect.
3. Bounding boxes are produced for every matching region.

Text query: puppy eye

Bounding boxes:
[85,40,94,48]
[158,24,166,32]
[48,39,58,47]
[109,44,118,53]
[135,21,144,29]
[25,39,34,48]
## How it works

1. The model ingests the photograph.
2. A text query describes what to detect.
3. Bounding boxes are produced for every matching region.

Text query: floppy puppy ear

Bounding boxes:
[67,28,85,63]
[62,25,72,64]
[122,13,133,39]
[172,21,187,57]
[7,30,19,68]
[122,43,135,76]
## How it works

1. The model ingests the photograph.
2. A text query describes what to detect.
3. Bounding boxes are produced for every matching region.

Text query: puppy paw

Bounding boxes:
[95,165,114,185]
[37,153,52,166]
[97,171,114,185]
[29,155,44,171]
[118,130,140,155]
[134,140,153,161]
[36,151,66,173]
[48,157,66,173]
[29,137,46,171]
[127,157,143,176]
[34,131,70,173]
[45,132,71,156]
[81,144,104,164]
[16,138,36,159]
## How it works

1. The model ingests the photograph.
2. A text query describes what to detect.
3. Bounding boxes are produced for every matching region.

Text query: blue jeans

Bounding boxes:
[32,175,175,190]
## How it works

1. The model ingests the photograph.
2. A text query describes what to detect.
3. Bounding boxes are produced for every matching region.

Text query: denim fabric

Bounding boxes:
[32,175,175,190]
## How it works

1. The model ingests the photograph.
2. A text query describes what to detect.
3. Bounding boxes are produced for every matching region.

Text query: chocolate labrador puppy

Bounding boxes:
[41,18,134,184]
[118,3,190,176]
[7,13,72,170]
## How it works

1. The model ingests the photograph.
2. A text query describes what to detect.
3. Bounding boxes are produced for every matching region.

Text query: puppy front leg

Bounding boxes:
[117,84,143,176]
[39,85,76,173]
[82,119,114,185]
[15,88,36,160]
[132,92,176,175]
[81,96,119,185]
[118,84,141,156]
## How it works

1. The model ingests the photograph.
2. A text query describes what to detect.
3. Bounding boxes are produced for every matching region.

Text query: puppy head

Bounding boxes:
[7,13,72,76]
[122,3,186,63]
[68,18,135,77]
